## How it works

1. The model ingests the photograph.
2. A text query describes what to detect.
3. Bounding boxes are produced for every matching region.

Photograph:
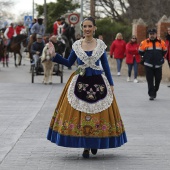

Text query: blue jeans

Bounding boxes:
[127,59,138,78]
[116,59,123,72]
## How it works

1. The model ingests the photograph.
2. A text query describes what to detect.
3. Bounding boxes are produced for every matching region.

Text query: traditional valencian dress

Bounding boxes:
[47,39,127,149]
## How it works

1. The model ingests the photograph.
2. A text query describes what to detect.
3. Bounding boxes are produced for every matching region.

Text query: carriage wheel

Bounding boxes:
[31,64,35,83]
[60,64,63,83]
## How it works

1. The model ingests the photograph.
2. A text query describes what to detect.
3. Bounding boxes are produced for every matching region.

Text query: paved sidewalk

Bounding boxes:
[0,57,170,170]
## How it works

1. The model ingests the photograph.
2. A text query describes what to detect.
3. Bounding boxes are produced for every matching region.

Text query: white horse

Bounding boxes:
[41,43,55,84]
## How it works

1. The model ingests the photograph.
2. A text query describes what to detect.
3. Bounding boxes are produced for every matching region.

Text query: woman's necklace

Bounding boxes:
[84,38,94,44]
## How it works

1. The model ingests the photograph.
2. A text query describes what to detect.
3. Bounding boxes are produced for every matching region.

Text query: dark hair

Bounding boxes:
[81,17,96,26]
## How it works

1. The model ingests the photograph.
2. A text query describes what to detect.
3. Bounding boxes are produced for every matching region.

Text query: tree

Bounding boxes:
[127,0,170,27]
[95,0,129,24]
[95,18,131,49]
[36,0,79,33]
[95,0,170,27]
[0,0,14,28]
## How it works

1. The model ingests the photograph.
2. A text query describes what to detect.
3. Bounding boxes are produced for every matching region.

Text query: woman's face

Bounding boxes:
[82,20,95,37]
[131,36,137,42]
[167,28,170,35]
[117,34,122,39]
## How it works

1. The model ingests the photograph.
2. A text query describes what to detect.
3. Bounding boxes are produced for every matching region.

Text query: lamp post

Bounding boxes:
[32,0,34,19]
[80,0,83,35]
[44,0,47,33]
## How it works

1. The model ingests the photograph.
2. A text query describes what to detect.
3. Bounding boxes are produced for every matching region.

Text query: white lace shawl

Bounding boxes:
[72,39,107,70]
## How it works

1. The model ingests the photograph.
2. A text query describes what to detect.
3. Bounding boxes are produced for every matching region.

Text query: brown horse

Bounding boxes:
[0,37,8,67]
[8,34,28,67]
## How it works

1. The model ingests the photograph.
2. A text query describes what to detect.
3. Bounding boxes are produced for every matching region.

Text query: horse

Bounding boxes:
[7,34,28,67]
[40,43,55,84]
[0,37,8,67]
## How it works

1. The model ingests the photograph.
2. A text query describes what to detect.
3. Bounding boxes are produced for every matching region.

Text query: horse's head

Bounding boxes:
[19,34,28,47]
[20,28,27,35]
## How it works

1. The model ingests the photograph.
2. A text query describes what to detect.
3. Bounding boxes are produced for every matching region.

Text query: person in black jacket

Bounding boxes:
[139,29,167,100]
[31,34,45,68]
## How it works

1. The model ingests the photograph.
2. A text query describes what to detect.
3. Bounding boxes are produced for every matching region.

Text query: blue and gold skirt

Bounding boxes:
[47,72,127,149]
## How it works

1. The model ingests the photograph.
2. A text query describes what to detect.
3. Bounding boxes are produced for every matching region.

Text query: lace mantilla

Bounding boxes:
[67,74,113,114]
[72,39,107,70]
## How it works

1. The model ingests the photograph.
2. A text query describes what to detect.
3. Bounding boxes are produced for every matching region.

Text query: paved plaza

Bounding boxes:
[0,56,170,170]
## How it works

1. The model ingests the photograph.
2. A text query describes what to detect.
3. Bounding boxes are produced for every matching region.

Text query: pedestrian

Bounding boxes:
[125,35,141,83]
[31,34,45,69]
[110,32,126,76]
[138,28,167,100]
[164,27,170,87]
[47,16,127,158]
[98,34,103,40]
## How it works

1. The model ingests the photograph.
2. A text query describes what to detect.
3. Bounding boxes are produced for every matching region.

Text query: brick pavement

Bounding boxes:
[0,56,170,170]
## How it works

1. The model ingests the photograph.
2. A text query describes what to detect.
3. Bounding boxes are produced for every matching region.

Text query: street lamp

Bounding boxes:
[80,0,83,23]
[32,0,34,19]
[44,0,47,33]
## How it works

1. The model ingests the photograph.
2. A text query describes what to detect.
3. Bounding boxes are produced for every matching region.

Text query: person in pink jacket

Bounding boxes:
[110,33,126,76]
[125,35,141,83]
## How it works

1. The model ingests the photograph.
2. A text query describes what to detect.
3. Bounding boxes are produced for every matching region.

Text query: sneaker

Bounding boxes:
[127,77,131,82]
[134,79,138,83]
[117,72,120,76]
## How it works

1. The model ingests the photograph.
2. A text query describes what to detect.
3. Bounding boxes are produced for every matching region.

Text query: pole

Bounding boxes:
[90,0,95,18]
[32,0,34,19]
[80,0,83,35]
[44,0,47,33]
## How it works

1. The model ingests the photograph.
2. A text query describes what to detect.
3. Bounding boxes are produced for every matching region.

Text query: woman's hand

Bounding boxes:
[48,42,56,57]
[110,86,114,94]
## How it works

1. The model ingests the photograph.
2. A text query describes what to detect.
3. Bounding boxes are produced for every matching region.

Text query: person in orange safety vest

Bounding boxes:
[138,28,167,100]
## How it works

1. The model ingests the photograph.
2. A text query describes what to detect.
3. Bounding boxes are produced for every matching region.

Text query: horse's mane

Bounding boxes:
[12,34,27,42]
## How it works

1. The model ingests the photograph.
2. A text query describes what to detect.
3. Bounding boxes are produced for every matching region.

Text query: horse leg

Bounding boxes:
[42,63,47,84]
[6,53,9,67]
[49,63,54,84]
[18,52,22,66]
[2,55,5,67]
[14,53,17,67]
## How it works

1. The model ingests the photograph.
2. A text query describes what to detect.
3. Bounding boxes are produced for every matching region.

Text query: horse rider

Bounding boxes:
[31,34,45,69]
[4,23,16,51]
[15,21,25,35]
[60,17,70,38]
[53,18,62,36]
[30,17,45,42]
[28,18,37,36]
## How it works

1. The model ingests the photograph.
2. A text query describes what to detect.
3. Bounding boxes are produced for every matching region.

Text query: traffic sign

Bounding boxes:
[68,13,79,25]
[24,16,33,26]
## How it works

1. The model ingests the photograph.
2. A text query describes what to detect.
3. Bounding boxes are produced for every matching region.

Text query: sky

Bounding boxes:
[11,0,56,20]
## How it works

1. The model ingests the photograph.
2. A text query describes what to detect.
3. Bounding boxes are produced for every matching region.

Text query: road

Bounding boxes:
[0,55,170,170]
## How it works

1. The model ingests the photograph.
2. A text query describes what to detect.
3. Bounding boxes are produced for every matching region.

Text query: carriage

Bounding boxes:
[30,58,63,83]
[29,20,75,84]
[30,35,67,84]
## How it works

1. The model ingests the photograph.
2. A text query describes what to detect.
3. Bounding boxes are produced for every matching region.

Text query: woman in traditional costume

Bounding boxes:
[47,17,127,158]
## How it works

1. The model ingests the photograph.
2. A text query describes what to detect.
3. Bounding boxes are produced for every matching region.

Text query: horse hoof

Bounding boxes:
[49,82,52,85]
